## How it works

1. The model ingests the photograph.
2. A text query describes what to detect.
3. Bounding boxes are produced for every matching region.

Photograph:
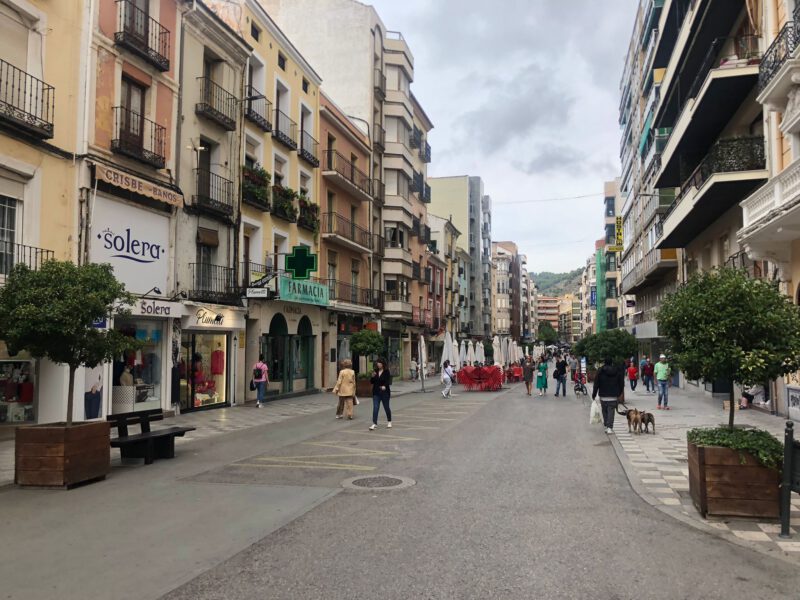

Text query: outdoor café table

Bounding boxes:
[457,366,504,392]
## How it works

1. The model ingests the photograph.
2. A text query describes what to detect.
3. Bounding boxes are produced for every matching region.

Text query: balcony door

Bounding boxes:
[123,0,149,46]
[120,78,145,149]
[196,141,212,200]
[0,195,17,275]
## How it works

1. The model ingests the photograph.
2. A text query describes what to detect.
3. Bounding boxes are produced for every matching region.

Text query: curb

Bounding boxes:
[608,431,800,567]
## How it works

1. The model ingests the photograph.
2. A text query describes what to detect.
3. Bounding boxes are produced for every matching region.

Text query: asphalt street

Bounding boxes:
[161,384,800,600]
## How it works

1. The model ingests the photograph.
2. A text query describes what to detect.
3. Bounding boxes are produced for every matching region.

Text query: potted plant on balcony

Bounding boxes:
[297,193,320,236]
[349,329,385,397]
[658,267,800,518]
[0,261,139,488]
[242,163,270,209]
[271,184,299,222]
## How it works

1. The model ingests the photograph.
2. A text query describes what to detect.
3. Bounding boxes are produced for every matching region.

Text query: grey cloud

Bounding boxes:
[514,144,586,175]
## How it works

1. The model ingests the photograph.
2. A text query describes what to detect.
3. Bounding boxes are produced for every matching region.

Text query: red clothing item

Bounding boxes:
[643,363,655,377]
[627,365,638,380]
[211,349,225,375]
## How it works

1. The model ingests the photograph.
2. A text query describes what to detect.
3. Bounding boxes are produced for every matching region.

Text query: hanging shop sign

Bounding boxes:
[96,164,182,207]
[90,195,170,295]
[182,305,246,330]
[590,286,597,308]
[279,276,329,307]
[615,216,623,245]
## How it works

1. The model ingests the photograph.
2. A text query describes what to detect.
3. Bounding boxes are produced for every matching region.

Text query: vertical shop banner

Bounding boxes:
[90,196,170,295]
[596,249,606,332]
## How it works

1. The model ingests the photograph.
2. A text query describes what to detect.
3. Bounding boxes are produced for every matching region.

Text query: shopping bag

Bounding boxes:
[589,399,602,425]
[353,396,360,406]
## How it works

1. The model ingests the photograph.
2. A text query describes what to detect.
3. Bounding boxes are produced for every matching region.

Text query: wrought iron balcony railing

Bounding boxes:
[271,185,298,222]
[372,234,385,257]
[411,217,421,237]
[688,35,760,100]
[196,77,237,131]
[373,122,385,151]
[419,141,431,163]
[297,197,319,233]
[244,85,272,132]
[241,165,270,211]
[273,109,298,150]
[323,150,371,196]
[412,261,421,280]
[760,21,799,91]
[115,0,170,72]
[372,179,385,203]
[374,68,386,99]
[410,126,422,149]
[423,183,431,203]
[327,279,382,309]
[0,241,54,277]
[111,106,166,169]
[321,212,372,250]
[188,263,239,305]
[0,58,54,139]
[300,130,319,167]
[194,169,234,218]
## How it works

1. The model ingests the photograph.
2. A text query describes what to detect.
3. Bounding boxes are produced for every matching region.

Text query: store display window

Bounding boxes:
[112,320,164,414]
[0,358,34,424]
[179,333,227,411]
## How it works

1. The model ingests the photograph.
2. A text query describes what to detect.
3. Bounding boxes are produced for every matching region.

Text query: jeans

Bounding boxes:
[442,376,453,397]
[372,393,391,425]
[629,378,637,391]
[600,399,617,429]
[658,380,669,406]
[256,381,266,404]
[643,375,654,392]
[555,375,567,396]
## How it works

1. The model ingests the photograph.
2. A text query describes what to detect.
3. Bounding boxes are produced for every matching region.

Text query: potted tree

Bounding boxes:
[658,267,800,518]
[349,329,385,397]
[0,261,138,488]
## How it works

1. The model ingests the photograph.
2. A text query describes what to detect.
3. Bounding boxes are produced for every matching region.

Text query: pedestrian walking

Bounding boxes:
[554,355,568,397]
[410,359,418,381]
[592,357,625,434]
[536,356,549,396]
[639,355,648,378]
[627,362,638,391]
[655,353,671,409]
[369,358,392,430]
[523,356,535,396]
[441,360,455,398]
[332,359,356,420]
[568,354,578,381]
[642,358,655,393]
[252,354,269,408]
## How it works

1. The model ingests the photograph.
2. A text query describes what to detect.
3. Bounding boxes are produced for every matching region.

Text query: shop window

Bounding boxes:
[179,332,227,410]
[0,349,34,423]
[113,320,164,414]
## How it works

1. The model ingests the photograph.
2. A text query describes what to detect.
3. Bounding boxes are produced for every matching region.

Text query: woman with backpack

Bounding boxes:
[252,355,269,408]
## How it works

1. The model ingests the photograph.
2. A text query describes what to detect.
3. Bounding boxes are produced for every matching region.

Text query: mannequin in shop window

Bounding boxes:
[211,342,225,393]
[120,366,134,387]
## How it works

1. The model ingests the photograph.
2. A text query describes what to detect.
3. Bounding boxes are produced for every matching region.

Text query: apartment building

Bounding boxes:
[0,0,83,424]
[536,296,560,333]
[600,180,621,331]
[580,254,597,337]
[427,175,492,339]
[493,241,522,340]
[557,293,580,344]
[521,268,534,342]
[737,0,800,416]
[491,243,512,336]
[428,213,461,339]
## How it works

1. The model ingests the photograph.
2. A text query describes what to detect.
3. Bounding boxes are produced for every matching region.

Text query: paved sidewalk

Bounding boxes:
[604,384,800,562]
[0,378,428,486]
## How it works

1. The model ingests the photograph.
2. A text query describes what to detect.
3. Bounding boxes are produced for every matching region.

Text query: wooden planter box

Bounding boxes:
[15,421,110,488]
[356,379,373,399]
[688,441,780,519]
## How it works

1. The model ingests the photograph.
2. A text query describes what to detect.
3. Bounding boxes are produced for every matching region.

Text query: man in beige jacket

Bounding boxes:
[333,359,357,420]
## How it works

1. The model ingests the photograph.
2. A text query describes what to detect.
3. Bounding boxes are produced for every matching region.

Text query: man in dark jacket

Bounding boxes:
[592,357,625,434]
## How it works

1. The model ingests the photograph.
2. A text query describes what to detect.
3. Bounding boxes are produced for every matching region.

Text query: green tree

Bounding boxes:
[349,329,385,357]
[537,321,558,345]
[0,261,138,425]
[574,328,637,367]
[658,267,800,430]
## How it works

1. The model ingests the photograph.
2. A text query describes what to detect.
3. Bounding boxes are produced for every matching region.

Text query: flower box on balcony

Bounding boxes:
[297,195,320,234]
[242,164,271,211]
[271,185,298,222]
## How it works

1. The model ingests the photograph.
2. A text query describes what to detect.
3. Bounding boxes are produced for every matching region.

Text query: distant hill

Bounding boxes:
[531,268,583,296]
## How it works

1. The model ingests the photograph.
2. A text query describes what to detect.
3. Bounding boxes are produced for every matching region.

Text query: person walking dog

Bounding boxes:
[592,357,625,434]
[370,358,392,430]
[333,359,357,420]
[441,360,455,398]
[655,354,671,409]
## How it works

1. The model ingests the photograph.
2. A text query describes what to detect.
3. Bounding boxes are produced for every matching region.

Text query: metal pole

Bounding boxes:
[780,421,794,539]
[419,338,426,392]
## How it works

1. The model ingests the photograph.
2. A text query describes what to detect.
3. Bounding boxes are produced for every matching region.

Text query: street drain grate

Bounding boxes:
[341,474,416,491]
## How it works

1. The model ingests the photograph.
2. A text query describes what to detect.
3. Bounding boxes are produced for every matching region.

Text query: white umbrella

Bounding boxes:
[467,340,476,365]
[419,334,428,380]
[459,340,467,366]
[441,331,453,368]
[502,338,509,366]
[492,336,501,366]
[510,342,518,364]
[476,340,485,364]
[453,339,460,369]
[525,345,529,357]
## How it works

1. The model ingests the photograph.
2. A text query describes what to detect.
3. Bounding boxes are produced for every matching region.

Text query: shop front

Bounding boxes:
[180,305,245,412]
[0,345,35,426]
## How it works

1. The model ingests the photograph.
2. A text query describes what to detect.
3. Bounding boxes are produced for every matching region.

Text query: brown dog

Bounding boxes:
[627,408,642,434]
[640,411,656,434]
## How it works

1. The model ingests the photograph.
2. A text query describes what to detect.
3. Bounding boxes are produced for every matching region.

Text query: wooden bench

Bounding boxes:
[107,409,195,465]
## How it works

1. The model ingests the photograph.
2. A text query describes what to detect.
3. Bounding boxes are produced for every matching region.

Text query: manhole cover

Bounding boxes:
[341,474,416,491]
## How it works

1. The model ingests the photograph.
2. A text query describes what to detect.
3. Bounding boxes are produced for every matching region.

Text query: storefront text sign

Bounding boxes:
[131,300,185,318]
[96,165,183,207]
[181,306,246,330]
[279,277,329,307]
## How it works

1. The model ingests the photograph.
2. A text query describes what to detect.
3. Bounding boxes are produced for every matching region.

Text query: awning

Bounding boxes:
[638,109,654,157]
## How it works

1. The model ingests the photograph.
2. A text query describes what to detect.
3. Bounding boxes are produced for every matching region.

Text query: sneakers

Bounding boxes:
[387,422,392,428]
[335,415,343,419]
[369,424,376,431]
[256,403,261,408]
[442,391,447,398]
[605,427,613,434]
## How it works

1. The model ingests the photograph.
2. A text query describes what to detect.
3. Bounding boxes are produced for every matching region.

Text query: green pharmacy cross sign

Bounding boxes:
[285,245,317,280]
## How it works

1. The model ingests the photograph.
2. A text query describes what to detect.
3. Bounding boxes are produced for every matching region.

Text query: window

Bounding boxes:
[278,52,286,70]
[299,172,310,197]
[120,77,146,142]
[274,155,286,186]
[0,194,17,274]
[327,250,337,282]
[250,23,260,41]
[302,78,309,93]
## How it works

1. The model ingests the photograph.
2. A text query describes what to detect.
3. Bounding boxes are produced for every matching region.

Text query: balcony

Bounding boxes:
[373,234,385,257]
[297,197,319,233]
[322,150,371,201]
[411,217,420,237]
[422,225,431,245]
[241,164,271,211]
[188,263,239,305]
[0,59,54,139]
[271,185,298,222]
[243,85,272,132]
[419,141,431,164]
[412,261,421,280]
[372,179,385,204]
[114,0,170,72]
[758,20,800,105]
[328,280,382,311]
[412,171,424,197]
[273,109,298,150]
[196,77,237,131]
[373,122,385,152]
[321,212,371,253]
[299,130,319,167]
[240,261,274,289]
[374,68,386,99]
[658,137,767,248]
[193,169,234,219]
[0,241,54,278]
[422,183,431,203]
[111,106,166,169]
[384,291,412,318]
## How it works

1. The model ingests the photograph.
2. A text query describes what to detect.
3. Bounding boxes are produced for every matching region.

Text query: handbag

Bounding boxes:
[249,379,256,391]
[353,396,359,406]
[552,369,559,379]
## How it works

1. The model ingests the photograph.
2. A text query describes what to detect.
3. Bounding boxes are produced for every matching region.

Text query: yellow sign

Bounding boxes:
[615,216,623,246]
[607,245,624,253]
[96,164,183,207]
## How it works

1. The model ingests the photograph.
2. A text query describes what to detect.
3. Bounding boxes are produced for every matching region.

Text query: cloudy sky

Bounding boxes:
[370,0,639,273]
